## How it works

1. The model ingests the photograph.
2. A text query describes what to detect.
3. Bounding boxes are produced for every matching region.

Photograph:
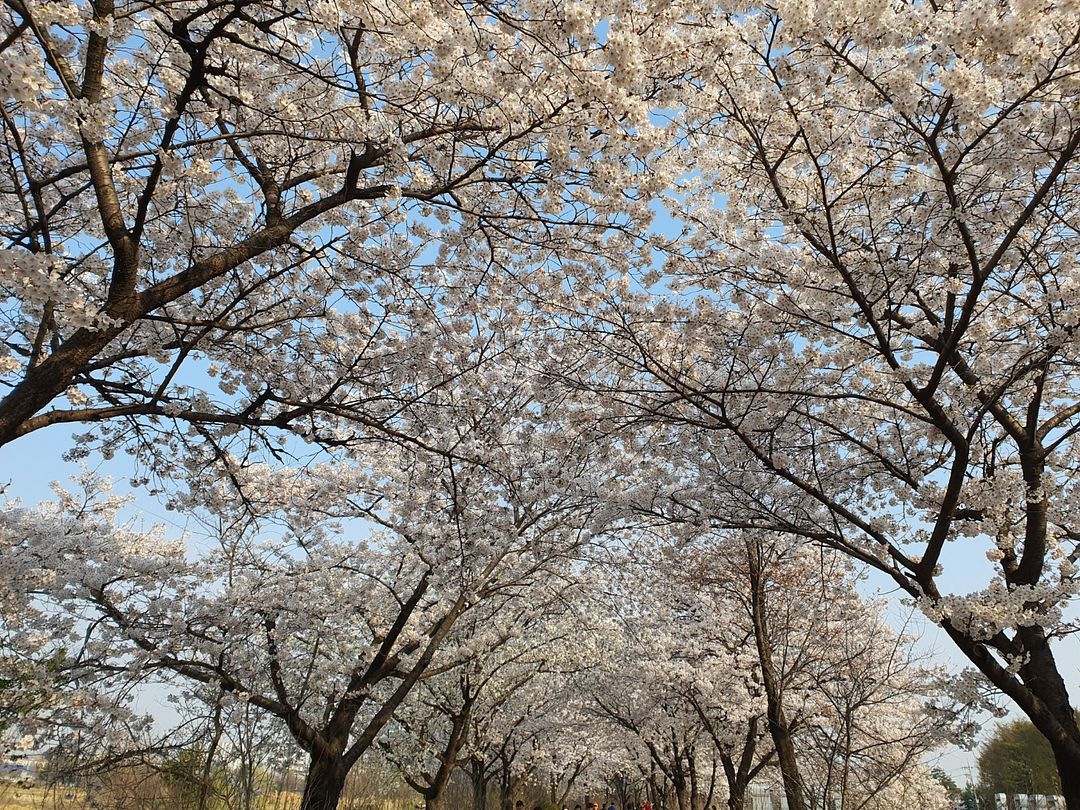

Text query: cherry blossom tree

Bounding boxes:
[797,614,954,810]
[471,627,610,810]
[0,335,621,810]
[0,0,685,459]
[581,528,955,810]
[379,596,585,810]
[681,534,953,810]
[567,0,1080,802]
[8,1,1078,807]
[579,552,727,810]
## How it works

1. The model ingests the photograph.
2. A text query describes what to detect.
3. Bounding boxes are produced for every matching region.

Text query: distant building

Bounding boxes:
[994,795,1066,810]
[747,785,840,810]
[0,749,50,782]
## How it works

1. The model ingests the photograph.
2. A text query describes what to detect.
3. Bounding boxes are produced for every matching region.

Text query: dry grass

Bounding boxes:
[0,784,307,810]
[255,790,302,810]
[0,784,84,810]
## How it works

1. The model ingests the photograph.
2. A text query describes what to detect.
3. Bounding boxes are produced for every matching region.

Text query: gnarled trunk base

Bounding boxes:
[300,755,347,810]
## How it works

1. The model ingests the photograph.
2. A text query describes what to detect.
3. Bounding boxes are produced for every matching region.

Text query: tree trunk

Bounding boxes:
[1053,744,1080,810]
[719,753,745,810]
[673,773,690,810]
[422,765,456,810]
[197,704,224,810]
[726,782,746,810]
[1018,632,1080,810]
[499,759,514,810]
[300,755,348,810]
[943,618,1080,809]
[471,759,489,810]
[765,702,805,810]
[647,758,665,810]
[746,540,807,810]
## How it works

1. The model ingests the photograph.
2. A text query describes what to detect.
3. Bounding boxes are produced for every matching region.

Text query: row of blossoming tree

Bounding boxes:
[2,0,1079,808]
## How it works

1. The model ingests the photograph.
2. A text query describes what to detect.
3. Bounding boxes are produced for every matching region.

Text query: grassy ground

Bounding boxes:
[0,784,303,810]
[0,784,84,810]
